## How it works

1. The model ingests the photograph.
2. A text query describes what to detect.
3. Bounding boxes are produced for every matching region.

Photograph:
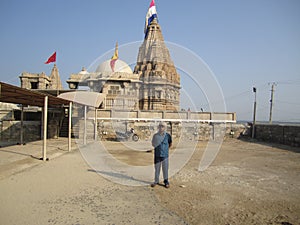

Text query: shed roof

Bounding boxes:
[58,91,105,108]
[0,82,70,107]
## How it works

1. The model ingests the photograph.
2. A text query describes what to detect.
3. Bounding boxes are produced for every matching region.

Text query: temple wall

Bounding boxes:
[73,108,243,143]
[0,121,41,145]
[254,124,300,147]
[73,119,247,143]
[0,108,64,145]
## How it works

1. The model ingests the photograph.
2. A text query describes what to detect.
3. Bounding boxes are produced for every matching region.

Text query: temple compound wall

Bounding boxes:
[71,107,241,143]
[254,124,300,147]
[73,118,246,144]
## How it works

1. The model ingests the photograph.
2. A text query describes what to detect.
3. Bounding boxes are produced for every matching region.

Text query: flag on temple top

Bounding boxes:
[44,52,56,64]
[110,42,118,72]
[144,0,158,36]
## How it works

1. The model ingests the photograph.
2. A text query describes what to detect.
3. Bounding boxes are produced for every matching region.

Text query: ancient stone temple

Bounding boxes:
[20,64,63,90]
[67,1,180,112]
[67,43,141,110]
[3,0,236,145]
[134,17,181,111]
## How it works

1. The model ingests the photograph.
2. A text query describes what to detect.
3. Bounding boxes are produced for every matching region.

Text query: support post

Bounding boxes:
[84,105,87,145]
[41,109,44,139]
[94,108,97,140]
[43,96,48,161]
[252,87,257,138]
[68,102,72,152]
[212,123,215,140]
[20,105,24,145]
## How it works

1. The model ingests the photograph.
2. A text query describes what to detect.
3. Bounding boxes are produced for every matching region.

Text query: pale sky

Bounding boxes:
[0,0,299,122]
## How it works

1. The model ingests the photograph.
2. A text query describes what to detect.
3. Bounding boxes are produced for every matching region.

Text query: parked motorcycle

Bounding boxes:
[116,128,139,142]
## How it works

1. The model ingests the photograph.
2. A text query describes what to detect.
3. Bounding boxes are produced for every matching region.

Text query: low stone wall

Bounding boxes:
[0,118,62,145]
[75,119,247,142]
[0,121,41,144]
[254,124,300,147]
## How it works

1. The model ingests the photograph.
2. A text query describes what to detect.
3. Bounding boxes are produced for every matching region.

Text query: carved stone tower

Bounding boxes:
[49,64,63,90]
[134,16,180,111]
[19,64,63,91]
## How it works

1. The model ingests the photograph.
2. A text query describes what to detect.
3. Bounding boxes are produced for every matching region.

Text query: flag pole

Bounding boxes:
[55,52,58,96]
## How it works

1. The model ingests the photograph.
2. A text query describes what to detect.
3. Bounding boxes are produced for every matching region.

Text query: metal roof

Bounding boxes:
[58,91,105,108]
[0,82,70,107]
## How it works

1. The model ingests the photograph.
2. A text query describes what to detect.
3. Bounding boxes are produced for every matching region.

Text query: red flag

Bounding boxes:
[45,52,56,64]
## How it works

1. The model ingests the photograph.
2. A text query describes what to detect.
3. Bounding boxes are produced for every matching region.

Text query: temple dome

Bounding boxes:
[95,59,133,74]
[79,67,89,75]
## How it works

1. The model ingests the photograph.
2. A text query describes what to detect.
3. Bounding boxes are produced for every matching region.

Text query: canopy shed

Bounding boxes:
[0,82,72,161]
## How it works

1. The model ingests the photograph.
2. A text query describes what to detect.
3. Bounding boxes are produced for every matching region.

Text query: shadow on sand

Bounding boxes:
[87,169,151,185]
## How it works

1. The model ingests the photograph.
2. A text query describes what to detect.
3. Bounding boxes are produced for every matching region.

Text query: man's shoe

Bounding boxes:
[165,184,170,188]
[151,183,158,187]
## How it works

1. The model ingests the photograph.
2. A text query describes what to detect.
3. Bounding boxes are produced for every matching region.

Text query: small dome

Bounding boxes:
[96,59,133,74]
[79,67,89,75]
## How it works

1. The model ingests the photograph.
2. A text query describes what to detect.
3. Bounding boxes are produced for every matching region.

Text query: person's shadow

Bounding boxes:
[87,169,151,185]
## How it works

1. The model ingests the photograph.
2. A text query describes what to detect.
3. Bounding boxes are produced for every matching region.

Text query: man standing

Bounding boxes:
[151,121,172,188]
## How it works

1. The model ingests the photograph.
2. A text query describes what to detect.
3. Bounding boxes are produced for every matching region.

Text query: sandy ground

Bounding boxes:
[0,138,299,225]
[155,139,300,225]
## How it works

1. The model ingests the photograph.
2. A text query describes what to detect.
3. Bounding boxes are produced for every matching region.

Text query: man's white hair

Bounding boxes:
[158,121,167,127]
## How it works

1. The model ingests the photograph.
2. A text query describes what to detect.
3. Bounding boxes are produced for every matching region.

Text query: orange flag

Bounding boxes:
[110,43,118,72]
[45,52,56,64]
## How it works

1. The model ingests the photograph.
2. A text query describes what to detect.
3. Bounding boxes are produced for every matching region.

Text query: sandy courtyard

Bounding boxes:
[0,138,299,225]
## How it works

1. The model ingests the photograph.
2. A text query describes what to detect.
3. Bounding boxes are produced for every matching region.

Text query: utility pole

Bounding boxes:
[269,82,276,124]
[252,87,257,138]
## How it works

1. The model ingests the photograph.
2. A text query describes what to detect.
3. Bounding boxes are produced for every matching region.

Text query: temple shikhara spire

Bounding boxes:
[49,64,63,90]
[134,0,181,111]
